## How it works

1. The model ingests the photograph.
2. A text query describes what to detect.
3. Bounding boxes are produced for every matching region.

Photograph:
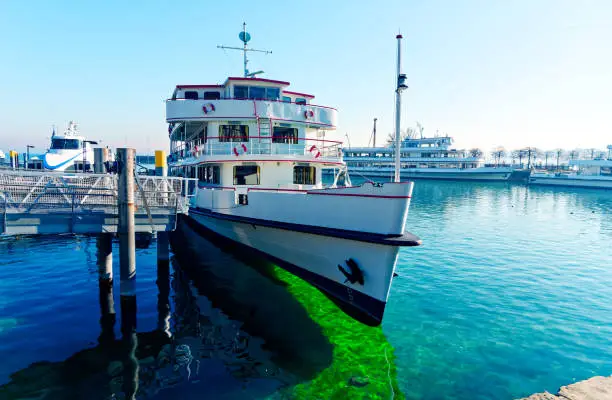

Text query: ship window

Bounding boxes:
[219,125,249,142]
[233,165,260,185]
[184,91,199,100]
[51,138,81,150]
[295,98,307,105]
[248,86,266,100]
[293,166,316,185]
[266,88,280,100]
[234,86,248,99]
[282,96,291,103]
[198,164,220,184]
[203,91,221,100]
[272,127,298,144]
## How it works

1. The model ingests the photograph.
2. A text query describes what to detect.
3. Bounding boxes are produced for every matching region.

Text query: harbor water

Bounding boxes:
[1,180,611,399]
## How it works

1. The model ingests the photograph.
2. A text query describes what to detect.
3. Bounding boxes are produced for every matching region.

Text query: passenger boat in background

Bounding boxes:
[166,27,421,325]
[42,121,96,172]
[341,135,513,181]
[530,149,612,189]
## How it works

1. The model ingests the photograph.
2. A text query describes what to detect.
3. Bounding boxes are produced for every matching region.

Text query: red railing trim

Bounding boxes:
[166,97,337,111]
[195,136,343,145]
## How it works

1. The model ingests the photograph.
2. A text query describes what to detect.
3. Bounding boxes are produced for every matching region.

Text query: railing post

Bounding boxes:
[155,150,168,207]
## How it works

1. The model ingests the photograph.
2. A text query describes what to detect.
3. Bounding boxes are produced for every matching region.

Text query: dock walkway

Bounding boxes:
[0,170,195,235]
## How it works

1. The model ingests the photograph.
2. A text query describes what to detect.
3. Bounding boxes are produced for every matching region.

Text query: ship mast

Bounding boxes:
[372,118,377,148]
[394,34,408,182]
[217,23,272,78]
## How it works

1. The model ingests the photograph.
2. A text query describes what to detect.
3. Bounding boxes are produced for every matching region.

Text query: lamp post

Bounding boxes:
[26,145,35,169]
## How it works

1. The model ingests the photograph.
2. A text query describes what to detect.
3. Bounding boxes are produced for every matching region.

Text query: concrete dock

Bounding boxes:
[519,375,612,400]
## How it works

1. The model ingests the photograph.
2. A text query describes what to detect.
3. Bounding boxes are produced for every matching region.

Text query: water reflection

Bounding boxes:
[0,220,403,399]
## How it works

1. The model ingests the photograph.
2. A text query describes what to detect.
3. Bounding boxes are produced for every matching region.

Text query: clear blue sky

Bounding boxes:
[1,1,610,155]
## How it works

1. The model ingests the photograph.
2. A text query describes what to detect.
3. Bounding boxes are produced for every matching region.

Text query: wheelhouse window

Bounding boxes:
[184,91,199,100]
[51,138,81,150]
[282,96,291,103]
[197,164,220,184]
[293,166,316,185]
[203,91,220,100]
[233,165,260,185]
[234,86,248,98]
[272,127,298,144]
[248,86,266,100]
[295,98,307,105]
[219,125,249,142]
[266,88,280,101]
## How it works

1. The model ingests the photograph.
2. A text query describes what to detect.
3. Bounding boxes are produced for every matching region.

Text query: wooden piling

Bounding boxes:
[93,147,109,174]
[96,233,115,345]
[117,148,136,297]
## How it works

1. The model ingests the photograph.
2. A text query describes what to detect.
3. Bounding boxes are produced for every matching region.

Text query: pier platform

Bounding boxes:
[0,170,195,235]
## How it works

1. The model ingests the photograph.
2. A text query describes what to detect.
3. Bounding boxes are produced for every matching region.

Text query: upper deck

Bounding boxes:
[165,77,337,129]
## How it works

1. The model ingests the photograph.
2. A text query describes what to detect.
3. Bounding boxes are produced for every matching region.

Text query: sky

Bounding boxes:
[1,0,611,156]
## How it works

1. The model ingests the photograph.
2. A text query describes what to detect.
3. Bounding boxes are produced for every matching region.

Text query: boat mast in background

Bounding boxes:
[394,34,408,182]
[373,118,378,148]
[217,22,272,78]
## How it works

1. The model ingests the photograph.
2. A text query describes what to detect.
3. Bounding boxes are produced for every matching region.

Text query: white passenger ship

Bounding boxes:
[167,29,421,325]
[530,149,612,189]
[342,136,513,181]
[42,121,95,172]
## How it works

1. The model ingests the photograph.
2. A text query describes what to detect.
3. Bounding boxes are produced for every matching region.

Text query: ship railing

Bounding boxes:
[0,171,197,216]
[170,136,342,161]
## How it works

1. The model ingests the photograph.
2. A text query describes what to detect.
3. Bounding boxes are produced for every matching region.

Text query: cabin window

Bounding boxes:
[234,86,248,98]
[203,91,220,100]
[197,164,220,184]
[184,91,199,100]
[248,86,266,100]
[294,166,316,185]
[282,96,291,103]
[51,138,81,150]
[295,98,307,105]
[272,127,298,144]
[266,88,280,101]
[233,165,260,185]
[219,125,249,142]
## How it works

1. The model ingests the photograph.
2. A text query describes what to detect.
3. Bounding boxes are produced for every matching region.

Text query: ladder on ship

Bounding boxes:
[258,118,272,154]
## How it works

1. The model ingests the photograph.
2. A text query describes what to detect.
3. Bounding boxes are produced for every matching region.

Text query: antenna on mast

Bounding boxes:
[217,22,272,78]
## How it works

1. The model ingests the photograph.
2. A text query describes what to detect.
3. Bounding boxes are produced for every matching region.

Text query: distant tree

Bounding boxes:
[386,127,417,146]
[490,147,506,166]
[544,150,555,168]
[555,149,566,170]
[569,149,580,160]
[469,148,484,158]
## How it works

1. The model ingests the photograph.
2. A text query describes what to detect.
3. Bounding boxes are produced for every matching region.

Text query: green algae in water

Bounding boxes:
[268,267,403,400]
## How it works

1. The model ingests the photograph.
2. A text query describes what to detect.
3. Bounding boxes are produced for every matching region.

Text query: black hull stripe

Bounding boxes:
[189,207,421,247]
[181,214,387,326]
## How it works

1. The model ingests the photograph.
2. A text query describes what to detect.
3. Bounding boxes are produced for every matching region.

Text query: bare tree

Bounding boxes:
[469,148,484,158]
[555,149,566,170]
[544,150,555,168]
[569,149,580,160]
[386,127,417,146]
[490,147,506,166]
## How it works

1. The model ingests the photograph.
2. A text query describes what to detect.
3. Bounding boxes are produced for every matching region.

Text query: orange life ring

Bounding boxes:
[203,103,216,114]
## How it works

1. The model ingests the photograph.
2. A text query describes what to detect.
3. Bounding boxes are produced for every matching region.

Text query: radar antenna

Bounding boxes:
[217,22,272,78]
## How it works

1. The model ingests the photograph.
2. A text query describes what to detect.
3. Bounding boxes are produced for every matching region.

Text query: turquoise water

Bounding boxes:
[1,181,611,399]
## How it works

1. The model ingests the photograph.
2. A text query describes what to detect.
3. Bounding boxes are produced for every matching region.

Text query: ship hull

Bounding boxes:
[530,175,612,189]
[183,208,409,326]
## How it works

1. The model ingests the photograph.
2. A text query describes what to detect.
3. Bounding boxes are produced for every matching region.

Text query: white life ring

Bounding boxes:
[203,103,216,114]
[309,145,321,158]
[233,143,248,156]
[303,110,314,119]
[191,145,199,156]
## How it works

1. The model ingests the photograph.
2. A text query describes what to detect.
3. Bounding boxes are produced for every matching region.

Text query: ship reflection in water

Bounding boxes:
[0,221,402,399]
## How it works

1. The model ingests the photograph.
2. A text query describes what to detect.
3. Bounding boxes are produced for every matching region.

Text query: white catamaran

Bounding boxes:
[166,27,420,325]
[42,121,96,172]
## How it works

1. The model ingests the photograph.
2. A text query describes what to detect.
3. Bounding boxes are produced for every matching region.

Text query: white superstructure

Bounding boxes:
[167,29,421,325]
[530,152,612,189]
[342,136,513,181]
[42,121,95,172]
